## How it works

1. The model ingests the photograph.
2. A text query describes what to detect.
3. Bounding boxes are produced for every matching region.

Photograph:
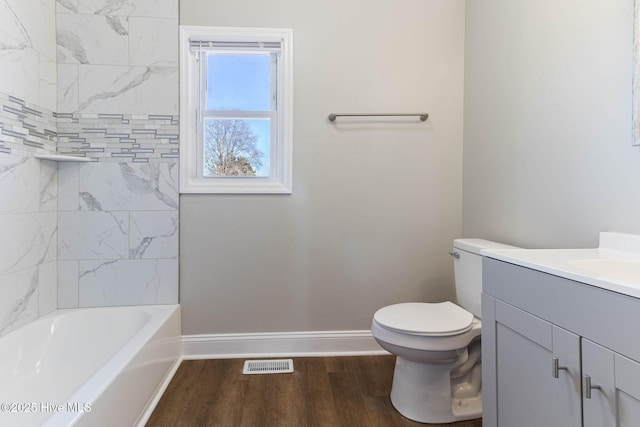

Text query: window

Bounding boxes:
[179,26,293,193]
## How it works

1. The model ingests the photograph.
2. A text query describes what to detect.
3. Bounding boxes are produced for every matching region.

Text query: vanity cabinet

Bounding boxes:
[482,258,640,427]
[582,339,640,427]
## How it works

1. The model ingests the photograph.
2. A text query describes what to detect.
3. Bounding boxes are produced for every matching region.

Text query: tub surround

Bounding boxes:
[0,154,57,336]
[0,0,180,337]
[58,161,179,308]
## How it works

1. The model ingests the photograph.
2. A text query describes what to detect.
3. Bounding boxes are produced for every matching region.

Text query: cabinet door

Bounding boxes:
[492,299,581,427]
[583,339,640,427]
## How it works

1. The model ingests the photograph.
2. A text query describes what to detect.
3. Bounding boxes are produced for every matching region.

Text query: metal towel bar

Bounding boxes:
[328,113,429,122]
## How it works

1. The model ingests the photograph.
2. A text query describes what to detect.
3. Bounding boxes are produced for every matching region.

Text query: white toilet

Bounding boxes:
[371,238,517,424]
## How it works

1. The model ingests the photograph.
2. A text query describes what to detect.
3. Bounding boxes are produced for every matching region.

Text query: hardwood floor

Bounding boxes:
[147,355,482,427]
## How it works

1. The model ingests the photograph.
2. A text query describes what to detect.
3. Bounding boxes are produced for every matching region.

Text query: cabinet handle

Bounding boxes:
[583,375,601,399]
[552,357,568,379]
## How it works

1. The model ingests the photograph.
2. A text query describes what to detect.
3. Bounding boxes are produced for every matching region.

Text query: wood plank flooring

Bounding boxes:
[146,355,482,427]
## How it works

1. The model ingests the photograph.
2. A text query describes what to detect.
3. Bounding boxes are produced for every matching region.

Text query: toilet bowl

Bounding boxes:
[372,302,482,423]
[371,239,518,424]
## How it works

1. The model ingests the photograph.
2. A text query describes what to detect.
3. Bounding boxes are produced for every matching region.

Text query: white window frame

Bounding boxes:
[179,26,293,194]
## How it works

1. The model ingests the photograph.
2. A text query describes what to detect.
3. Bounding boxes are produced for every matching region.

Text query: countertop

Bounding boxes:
[482,232,640,299]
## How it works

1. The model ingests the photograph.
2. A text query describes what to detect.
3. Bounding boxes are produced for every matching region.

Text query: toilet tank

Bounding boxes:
[452,239,519,318]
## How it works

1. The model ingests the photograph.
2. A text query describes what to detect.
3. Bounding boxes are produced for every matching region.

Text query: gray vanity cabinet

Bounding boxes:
[582,339,640,427]
[483,297,581,426]
[482,258,640,427]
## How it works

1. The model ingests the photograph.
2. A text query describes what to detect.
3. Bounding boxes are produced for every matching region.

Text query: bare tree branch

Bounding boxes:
[204,120,264,176]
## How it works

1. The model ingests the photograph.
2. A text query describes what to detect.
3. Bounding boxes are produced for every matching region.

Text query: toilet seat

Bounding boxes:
[374,302,474,337]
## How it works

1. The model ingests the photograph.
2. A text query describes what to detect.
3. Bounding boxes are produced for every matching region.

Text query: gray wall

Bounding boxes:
[464,0,640,249]
[180,0,465,334]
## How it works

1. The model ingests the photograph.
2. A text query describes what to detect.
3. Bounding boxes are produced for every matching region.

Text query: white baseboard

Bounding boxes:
[182,330,389,360]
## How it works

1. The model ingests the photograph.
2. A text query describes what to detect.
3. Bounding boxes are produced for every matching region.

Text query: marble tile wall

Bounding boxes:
[57,161,178,308]
[0,0,180,336]
[0,154,57,335]
[0,0,57,113]
[52,0,180,309]
[56,0,179,116]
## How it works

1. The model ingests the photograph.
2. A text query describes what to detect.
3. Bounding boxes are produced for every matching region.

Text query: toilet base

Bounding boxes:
[390,356,482,424]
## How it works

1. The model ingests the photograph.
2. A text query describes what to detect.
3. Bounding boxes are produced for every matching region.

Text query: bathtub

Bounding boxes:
[0,305,181,427]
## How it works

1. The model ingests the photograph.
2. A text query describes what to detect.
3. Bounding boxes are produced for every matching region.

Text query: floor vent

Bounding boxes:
[242,359,294,375]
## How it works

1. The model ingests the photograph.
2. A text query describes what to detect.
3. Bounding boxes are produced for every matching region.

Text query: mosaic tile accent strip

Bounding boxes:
[0,91,179,163]
[0,92,57,156]
[57,113,179,162]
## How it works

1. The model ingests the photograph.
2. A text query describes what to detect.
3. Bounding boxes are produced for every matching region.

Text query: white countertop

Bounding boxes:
[482,232,640,299]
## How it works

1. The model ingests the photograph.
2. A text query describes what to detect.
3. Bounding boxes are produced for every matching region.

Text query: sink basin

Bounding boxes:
[567,259,640,284]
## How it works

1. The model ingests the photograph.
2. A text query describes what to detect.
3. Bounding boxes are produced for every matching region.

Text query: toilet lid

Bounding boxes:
[373,302,474,336]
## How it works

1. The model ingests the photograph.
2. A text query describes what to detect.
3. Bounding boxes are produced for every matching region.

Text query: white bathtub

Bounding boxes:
[0,305,181,427]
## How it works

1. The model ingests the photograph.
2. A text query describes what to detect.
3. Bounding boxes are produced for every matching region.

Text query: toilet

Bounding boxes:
[371,238,517,424]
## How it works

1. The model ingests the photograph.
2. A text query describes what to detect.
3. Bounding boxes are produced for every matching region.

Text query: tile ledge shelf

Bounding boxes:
[34,154,94,162]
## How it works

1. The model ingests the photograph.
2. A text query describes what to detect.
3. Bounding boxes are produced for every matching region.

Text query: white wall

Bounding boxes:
[464,0,640,249]
[180,0,465,334]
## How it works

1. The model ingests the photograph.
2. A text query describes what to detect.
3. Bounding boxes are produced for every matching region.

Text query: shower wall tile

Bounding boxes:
[58,211,130,259]
[78,259,178,307]
[57,64,78,112]
[56,0,178,115]
[38,261,57,316]
[57,14,129,65]
[57,162,80,210]
[39,159,58,212]
[77,65,178,114]
[0,152,57,337]
[56,0,78,14]
[0,48,41,109]
[39,57,58,113]
[0,0,57,111]
[0,212,57,276]
[0,156,41,213]
[77,162,178,211]
[57,260,79,308]
[130,211,178,259]
[129,18,178,66]
[0,267,40,335]
[0,0,56,61]
[57,161,179,307]
[77,0,178,18]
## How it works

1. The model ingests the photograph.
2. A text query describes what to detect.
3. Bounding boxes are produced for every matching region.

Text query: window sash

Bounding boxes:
[179,25,292,194]
[196,114,277,179]
[195,49,279,180]
[198,50,278,113]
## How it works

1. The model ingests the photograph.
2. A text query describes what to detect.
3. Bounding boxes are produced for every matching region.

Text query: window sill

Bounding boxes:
[179,176,292,194]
